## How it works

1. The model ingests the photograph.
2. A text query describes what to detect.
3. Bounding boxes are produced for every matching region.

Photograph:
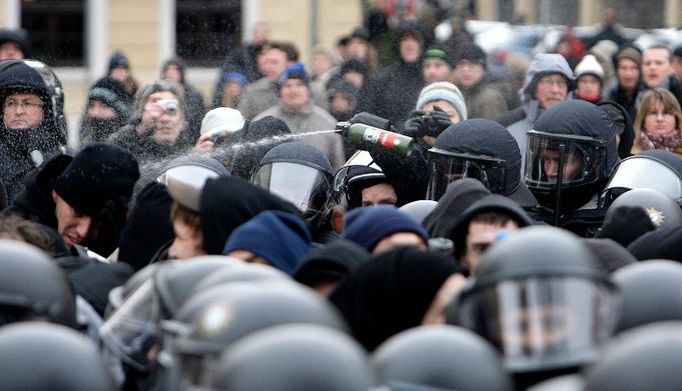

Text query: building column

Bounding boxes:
[242,0,261,44]
[477,0,498,21]
[514,0,536,24]
[578,0,603,26]
[3,0,20,28]
[664,0,681,28]
[158,0,175,63]
[87,0,108,80]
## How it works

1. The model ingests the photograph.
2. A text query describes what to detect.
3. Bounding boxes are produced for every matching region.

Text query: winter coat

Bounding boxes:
[254,102,346,170]
[459,78,508,120]
[107,123,194,166]
[237,77,280,120]
[183,83,207,141]
[370,60,424,128]
[0,61,65,202]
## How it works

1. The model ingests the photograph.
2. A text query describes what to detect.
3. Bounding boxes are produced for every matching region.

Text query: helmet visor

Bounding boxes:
[456,277,618,373]
[426,151,507,200]
[603,156,682,203]
[525,131,606,191]
[251,162,331,218]
[100,278,160,371]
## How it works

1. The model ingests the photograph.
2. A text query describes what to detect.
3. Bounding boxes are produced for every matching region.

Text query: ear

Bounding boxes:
[331,206,345,235]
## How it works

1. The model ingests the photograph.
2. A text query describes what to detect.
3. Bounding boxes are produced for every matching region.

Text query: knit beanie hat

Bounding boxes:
[293,239,370,286]
[575,54,605,82]
[53,143,140,216]
[615,46,642,68]
[87,77,131,117]
[278,62,310,87]
[222,71,249,86]
[223,210,313,275]
[455,43,487,68]
[200,107,245,137]
[424,45,454,68]
[343,205,429,252]
[415,82,467,121]
[108,50,130,72]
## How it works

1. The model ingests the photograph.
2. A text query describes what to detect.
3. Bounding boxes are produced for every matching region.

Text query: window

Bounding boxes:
[21,0,85,66]
[176,0,241,67]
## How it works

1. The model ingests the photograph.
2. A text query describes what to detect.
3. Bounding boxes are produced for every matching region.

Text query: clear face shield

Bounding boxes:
[100,278,162,372]
[426,149,507,201]
[525,131,606,192]
[602,156,682,206]
[455,276,619,373]
[251,161,332,220]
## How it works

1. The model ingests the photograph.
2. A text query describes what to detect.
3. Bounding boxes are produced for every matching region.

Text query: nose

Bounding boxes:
[75,216,92,239]
[545,160,558,178]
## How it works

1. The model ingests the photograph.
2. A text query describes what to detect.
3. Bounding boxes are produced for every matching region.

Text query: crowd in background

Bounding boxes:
[0,5,681,391]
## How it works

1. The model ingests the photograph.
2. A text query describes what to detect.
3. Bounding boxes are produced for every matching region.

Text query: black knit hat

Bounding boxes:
[108,51,130,72]
[456,43,486,68]
[87,77,131,117]
[53,143,140,216]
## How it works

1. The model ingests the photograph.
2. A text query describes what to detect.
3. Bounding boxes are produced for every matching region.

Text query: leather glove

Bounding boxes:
[423,105,453,137]
[88,196,130,257]
[403,110,427,138]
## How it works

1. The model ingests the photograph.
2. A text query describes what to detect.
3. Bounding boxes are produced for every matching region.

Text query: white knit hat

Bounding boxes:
[575,54,604,81]
[200,107,245,137]
[415,81,467,121]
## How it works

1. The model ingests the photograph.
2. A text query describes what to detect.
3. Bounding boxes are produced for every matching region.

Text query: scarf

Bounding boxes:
[639,128,682,152]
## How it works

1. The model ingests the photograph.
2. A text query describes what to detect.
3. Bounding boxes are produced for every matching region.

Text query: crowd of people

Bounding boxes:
[0,8,682,390]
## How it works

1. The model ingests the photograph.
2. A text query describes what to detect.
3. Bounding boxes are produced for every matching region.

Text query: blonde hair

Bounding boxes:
[632,88,682,153]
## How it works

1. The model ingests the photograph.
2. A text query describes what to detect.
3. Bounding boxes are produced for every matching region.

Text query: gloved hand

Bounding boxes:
[422,105,453,137]
[88,196,130,257]
[403,110,427,138]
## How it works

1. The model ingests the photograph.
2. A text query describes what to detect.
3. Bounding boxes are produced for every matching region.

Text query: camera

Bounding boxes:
[157,99,178,116]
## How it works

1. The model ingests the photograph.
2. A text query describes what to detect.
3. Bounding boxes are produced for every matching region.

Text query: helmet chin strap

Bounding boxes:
[554,143,566,227]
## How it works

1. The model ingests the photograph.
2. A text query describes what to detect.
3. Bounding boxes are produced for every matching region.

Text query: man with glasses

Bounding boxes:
[0,59,65,202]
[497,53,574,172]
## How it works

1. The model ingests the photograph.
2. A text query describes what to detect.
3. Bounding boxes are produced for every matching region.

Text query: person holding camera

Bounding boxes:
[108,80,194,164]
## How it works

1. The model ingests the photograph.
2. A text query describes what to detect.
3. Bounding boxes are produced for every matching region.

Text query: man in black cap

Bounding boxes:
[0,28,30,60]
[4,143,140,257]
[453,43,507,119]
[672,45,682,83]
[79,77,131,145]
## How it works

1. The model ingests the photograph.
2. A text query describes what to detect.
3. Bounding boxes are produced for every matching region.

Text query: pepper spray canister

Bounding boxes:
[336,122,414,156]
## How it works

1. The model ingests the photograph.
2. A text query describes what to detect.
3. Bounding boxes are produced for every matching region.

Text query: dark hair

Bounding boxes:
[268,41,300,62]
[470,211,516,227]
[170,201,201,235]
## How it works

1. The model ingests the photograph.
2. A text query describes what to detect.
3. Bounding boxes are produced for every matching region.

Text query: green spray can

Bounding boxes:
[336,122,414,156]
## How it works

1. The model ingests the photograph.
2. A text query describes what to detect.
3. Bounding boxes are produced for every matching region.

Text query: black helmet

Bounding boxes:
[333,150,389,209]
[612,260,682,332]
[602,150,682,205]
[205,324,374,390]
[372,325,513,391]
[525,100,619,213]
[447,226,619,374]
[583,322,682,391]
[251,141,334,231]
[193,263,289,293]
[0,240,76,328]
[427,119,521,201]
[100,256,241,371]
[163,280,346,389]
[0,322,116,391]
[603,188,682,230]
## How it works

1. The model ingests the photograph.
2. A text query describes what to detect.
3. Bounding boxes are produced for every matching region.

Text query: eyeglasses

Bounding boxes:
[538,77,568,88]
[3,100,44,111]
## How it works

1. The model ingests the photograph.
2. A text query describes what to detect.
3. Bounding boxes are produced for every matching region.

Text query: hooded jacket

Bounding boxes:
[329,247,463,351]
[370,22,426,128]
[496,54,574,168]
[423,178,492,239]
[0,60,65,202]
[198,175,301,255]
